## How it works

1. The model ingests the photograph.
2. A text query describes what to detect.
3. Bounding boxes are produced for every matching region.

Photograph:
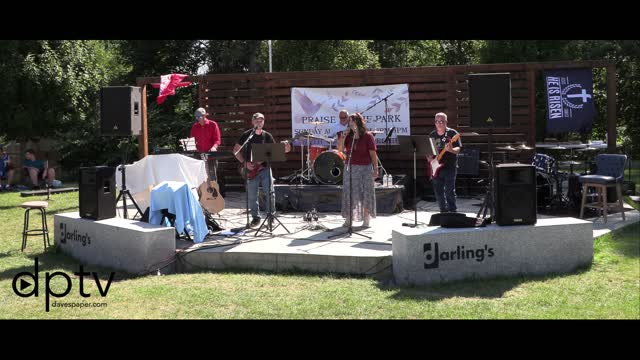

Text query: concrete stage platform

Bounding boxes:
[167,191,639,278]
[57,191,638,277]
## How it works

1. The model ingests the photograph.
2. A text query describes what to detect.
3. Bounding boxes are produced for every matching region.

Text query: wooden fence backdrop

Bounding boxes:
[138,60,615,187]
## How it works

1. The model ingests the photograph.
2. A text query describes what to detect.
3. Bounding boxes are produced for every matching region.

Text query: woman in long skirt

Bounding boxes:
[338,113,378,227]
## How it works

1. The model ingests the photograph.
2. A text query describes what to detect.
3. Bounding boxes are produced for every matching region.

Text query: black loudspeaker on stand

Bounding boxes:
[495,164,537,226]
[79,166,116,220]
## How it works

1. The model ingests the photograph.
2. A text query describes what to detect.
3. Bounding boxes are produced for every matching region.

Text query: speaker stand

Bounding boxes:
[116,164,142,219]
[476,128,495,223]
[116,142,142,219]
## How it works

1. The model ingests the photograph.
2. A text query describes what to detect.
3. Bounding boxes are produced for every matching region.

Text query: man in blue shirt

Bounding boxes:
[23,149,56,189]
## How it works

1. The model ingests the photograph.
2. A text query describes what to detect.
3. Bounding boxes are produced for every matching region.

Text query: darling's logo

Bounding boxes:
[12,257,115,312]
[424,242,495,269]
[59,222,91,246]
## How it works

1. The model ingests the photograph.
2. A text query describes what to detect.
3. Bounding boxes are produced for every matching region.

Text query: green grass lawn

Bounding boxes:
[625,167,640,193]
[0,191,638,319]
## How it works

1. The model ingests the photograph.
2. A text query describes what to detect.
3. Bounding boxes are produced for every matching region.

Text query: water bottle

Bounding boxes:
[387,174,392,186]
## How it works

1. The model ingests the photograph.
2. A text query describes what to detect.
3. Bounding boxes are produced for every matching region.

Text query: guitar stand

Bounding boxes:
[202,208,225,232]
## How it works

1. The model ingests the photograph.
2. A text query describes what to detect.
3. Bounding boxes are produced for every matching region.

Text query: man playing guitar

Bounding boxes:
[233,112,291,227]
[428,112,462,213]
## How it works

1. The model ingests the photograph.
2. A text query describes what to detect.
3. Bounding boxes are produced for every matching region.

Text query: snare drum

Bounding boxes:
[313,150,347,184]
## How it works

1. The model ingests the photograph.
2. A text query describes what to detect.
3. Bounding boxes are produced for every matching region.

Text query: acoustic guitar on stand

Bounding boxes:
[427,133,461,179]
[198,153,225,214]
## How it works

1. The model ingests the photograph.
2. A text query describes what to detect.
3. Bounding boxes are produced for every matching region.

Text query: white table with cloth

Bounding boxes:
[115,154,208,213]
[149,181,208,243]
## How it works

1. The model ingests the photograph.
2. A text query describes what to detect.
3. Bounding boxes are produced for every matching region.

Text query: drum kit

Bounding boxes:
[289,122,389,185]
[532,142,607,211]
[290,121,345,185]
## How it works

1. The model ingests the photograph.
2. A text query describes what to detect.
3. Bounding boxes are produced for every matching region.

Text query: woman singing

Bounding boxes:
[338,113,378,227]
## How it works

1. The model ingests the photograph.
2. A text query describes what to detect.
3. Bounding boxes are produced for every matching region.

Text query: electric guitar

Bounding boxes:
[427,133,461,179]
[198,153,225,214]
[238,138,294,180]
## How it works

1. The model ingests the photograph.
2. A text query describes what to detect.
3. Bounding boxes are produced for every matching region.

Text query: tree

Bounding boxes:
[272,40,380,72]
[0,40,128,140]
[369,40,441,68]
[437,40,485,65]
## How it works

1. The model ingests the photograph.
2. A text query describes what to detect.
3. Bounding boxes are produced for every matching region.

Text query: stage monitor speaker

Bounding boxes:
[100,86,142,136]
[495,164,536,226]
[469,73,512,128]
[79,166,116,220]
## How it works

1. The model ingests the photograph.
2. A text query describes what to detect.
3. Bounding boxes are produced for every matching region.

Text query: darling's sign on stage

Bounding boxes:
[544,68,595,134]
[291,84,410,145]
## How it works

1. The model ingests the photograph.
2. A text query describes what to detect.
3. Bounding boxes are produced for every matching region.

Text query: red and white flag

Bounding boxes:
[152,74,192,105]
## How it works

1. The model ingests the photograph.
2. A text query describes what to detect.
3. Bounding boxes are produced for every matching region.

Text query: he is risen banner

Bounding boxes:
[291,84,410,145]
[544,68,595,134]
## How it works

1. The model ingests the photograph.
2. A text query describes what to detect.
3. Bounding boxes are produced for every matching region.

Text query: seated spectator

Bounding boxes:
[23,149,56,189]
[0,145,15,190]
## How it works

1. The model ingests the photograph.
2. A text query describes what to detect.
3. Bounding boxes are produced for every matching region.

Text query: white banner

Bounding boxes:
[291,84,410,146]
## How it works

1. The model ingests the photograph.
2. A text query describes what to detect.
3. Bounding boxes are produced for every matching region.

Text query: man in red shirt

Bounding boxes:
[191,107,223,192]
[191,107,221,152]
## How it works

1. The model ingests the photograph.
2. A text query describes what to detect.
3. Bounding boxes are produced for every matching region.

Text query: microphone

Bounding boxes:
[383,127,396,144]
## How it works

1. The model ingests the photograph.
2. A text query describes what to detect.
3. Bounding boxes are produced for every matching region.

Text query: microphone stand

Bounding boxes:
[234,127,257,228]
[329,130,371,239]
[362,92,394,181]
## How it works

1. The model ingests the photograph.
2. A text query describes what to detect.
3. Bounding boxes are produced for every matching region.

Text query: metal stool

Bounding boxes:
[20,201,51,251]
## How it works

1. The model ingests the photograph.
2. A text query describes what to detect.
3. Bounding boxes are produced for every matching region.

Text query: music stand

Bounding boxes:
[398,135,437,227]
[252,143,291,236]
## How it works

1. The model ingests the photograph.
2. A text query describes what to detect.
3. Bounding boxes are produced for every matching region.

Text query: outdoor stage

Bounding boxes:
[54,189,638,282]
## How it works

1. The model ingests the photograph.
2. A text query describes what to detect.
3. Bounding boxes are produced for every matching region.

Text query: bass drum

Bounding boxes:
[313,150,347,185]
[536,171,553,209]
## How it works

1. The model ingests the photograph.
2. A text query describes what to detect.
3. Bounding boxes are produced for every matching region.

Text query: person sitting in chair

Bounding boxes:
[0,145,15,190]
[23,149,56,190]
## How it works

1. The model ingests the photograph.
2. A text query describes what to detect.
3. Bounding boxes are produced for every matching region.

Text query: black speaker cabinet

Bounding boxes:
[79,166,116,220]
[495,164,536,226]
[469,73,512,128]
[100,86,142,136]
[457,147,480,176]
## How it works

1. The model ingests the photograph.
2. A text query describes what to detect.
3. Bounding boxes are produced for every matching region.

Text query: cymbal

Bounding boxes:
[295,131,311,138]
[309,135,333,142]
[369,130,385,135]
[548,146,567,150]
[577,147,598,151]
[307,121,325,125]
[560,161,583,166]
[496,146,517,151]
[515,144,534,150]
[460,132,480,136]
